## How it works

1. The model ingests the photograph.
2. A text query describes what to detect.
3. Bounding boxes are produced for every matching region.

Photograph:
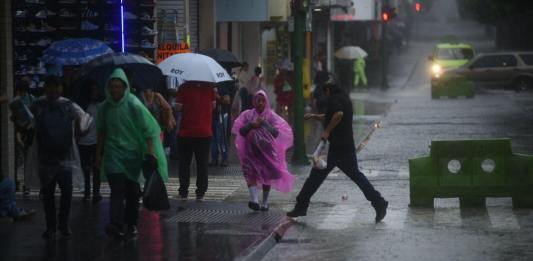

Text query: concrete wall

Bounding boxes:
[1,0,14,179]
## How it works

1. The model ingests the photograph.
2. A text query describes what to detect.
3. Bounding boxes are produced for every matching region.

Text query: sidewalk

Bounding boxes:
[2,43,422,261]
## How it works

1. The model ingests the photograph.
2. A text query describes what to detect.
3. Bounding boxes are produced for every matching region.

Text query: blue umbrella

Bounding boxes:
[42,38,114,66]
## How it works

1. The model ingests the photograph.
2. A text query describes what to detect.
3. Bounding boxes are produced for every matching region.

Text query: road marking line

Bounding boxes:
[316,204,360,230]
[487,207,521,230]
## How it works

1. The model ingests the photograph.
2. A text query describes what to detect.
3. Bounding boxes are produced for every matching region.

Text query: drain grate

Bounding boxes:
[166,208,284,225]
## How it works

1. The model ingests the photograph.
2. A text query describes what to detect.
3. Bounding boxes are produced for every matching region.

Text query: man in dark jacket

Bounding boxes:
[287,83,388,222]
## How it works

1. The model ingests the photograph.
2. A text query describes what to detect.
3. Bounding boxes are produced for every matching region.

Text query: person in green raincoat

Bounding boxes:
[353,57,368,87]
[95,68,168,238]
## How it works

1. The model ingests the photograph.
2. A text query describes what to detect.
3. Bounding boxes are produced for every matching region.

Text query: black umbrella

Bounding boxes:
[79,53,163,93]
[198,48,242,68]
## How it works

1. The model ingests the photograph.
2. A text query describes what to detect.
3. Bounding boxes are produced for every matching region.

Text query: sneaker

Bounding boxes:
[125,225,138,236]
[15,66,27,75]
[13,209,36,221]
[286,205,307,217]
[35,9,56,18]
[92,194,102,204]
[106,0,118,4]
[124,11,137,20]
[58,225,72,237]
[248,201,260,211]
[16,10,28,18]
[36,38,52,46]
[42,229,56,239]
[81,7,98,18]
[139,13,153,21]
[26,23,41,32]
[59,8,75,17]
[196,193,205,201]
[81,20,99,30]
[220,160,229,167]
[372,200,388,223]
[105,223,124,238]
[58,0,77,3]
[42,22,57,32]
[15,25,26,32]
[141,26,157,36]
[140,1,155,7]
[260,205,269,212]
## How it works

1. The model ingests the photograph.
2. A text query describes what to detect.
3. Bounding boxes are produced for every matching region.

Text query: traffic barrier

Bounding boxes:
[431,75,474,99]
[409,139,533,208]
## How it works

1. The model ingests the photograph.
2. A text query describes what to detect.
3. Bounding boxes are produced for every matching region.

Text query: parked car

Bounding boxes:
[434,52,533,90]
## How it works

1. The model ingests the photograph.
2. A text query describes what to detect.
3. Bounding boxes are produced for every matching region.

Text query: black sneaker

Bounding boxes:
[42,229,56,240]
[105,223,124,238]
[286,207,307,218]
[196,193,205,200]
[126,225,138,236]
[260,206,269,212]
[248,201,260,211]
[58,226,72,237]
[373,200,388,223]
[92,195,102,204]
[220,160,228,167]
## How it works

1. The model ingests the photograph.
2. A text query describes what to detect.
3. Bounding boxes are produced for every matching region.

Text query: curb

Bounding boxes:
[235,218,295,261]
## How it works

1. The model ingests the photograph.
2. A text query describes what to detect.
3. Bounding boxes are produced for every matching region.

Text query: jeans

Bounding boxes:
[178,137,211,197]
[295,149,384,209]
[78,144,100,198]
[39,166,72,230]
[107,174,141,227]
[210,115,228,162]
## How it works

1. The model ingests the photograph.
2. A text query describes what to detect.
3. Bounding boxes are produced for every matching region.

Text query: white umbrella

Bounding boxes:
[334,46,368,60]
[158,53,233,84]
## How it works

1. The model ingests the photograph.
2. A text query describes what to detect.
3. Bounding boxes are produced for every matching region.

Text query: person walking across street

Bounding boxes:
[210,83,231,167]
[141,87,176,142]
[354,57,368,87]
[232,90,294,211]
[287,83,388,222]
[95,68,168,238]
[175,82,216,200]
[77,80,103,204]
[31,76,92,239]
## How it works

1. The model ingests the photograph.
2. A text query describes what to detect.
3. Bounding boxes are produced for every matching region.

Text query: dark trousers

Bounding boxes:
[178,137,211,197]
[39,167,72,230]
[108,174,141,227]
[78,144,100,198]
[295,150,384,209]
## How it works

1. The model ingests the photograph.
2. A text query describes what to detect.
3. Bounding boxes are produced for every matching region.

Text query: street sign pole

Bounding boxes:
[291,1,308,164]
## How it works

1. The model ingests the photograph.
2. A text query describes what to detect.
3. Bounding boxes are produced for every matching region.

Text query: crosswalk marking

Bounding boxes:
[487,207,521,230]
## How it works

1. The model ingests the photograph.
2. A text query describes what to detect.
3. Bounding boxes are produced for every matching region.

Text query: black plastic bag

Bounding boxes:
[142,154,170,211]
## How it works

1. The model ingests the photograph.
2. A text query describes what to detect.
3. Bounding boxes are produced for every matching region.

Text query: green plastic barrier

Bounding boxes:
[409,139,533,208]
[431,74,474,99]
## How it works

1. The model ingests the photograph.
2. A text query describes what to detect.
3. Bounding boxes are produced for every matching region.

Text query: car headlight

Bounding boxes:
[431,64,442,74]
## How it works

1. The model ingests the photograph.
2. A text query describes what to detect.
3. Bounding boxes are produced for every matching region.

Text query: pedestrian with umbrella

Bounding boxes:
[335,46,368,90]
[158,53,232,200]
[42,38,113,98]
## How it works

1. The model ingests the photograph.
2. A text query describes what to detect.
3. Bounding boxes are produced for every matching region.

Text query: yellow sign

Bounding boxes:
[157,42,191,64]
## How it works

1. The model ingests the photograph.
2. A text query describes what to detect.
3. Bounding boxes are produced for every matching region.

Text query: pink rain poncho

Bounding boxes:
[232,90,295,192]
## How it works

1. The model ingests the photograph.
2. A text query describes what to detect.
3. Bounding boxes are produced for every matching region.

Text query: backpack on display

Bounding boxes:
[36,101,74,156]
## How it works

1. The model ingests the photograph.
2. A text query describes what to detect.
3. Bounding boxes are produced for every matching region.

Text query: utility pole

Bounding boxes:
[291,0,308,164]
[380,0,390,90]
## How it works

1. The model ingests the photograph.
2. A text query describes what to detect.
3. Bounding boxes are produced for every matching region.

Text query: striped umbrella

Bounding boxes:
[42,38,114,66]
[79,52,163,93]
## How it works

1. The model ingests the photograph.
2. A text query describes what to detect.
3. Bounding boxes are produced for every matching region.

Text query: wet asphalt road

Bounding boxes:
[260,0,533,260]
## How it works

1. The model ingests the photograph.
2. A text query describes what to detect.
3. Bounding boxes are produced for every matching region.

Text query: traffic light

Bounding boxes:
[381,6,391,22]
[415,2,422,12]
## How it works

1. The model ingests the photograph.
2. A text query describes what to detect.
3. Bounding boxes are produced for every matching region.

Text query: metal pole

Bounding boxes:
[291,5,308,164]
[381,20,389,90]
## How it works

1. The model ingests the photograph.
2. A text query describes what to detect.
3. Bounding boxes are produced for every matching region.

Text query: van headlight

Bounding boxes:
[431,64,442,74]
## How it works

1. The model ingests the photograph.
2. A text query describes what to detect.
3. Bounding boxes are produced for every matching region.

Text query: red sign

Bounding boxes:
[157,42,191,64]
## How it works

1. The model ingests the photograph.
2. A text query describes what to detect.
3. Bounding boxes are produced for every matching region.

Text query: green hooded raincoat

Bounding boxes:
[96,68,168,184]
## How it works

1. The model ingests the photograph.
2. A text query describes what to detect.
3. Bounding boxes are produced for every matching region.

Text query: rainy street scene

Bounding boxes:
[1,0,533,260]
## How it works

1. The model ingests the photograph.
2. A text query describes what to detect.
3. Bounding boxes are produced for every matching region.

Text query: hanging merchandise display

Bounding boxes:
[12,0,158,92]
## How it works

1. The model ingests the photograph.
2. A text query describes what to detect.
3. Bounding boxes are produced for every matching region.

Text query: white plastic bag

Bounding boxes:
[311,140,328,170]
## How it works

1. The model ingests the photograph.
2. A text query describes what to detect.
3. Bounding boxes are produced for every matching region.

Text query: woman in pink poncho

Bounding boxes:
[232,90,294,211]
